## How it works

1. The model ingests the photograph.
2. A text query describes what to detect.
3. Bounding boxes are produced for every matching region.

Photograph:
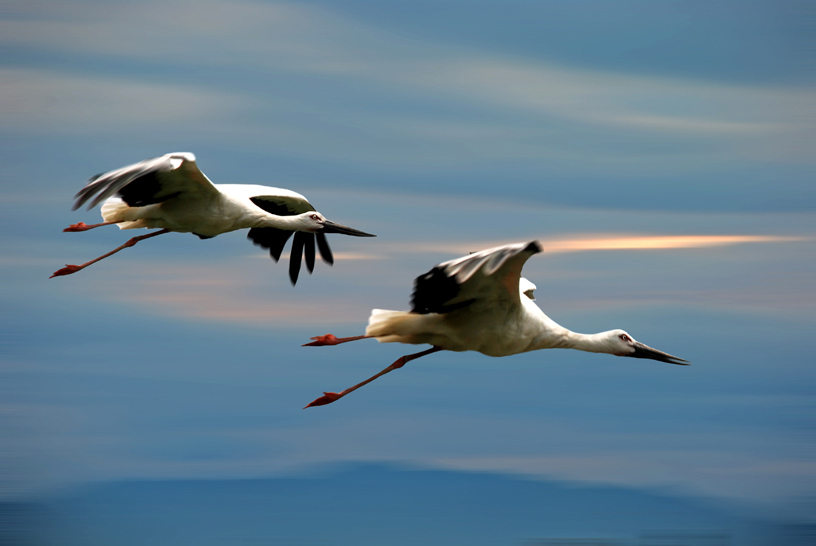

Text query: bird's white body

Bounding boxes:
[304,241,687,407]
[366,299,553,356]
[364,241,682,360]
[368,300,633,357]
[57,152,375,284]
[101,184,312,237]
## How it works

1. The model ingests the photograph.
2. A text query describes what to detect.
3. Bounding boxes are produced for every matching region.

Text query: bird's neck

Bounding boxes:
[259,213,308,230]
[562,330,617,355]
[521,303,618,356]
[530,327,615,355]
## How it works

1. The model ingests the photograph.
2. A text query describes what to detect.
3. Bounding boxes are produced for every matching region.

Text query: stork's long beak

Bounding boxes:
[321,220,376,237]
[628,341,690,365]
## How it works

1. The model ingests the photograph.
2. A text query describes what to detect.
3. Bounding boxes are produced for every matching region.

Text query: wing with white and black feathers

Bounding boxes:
[247,194,333,285]
[411,241,542,314]
[73,152,218,210]
[249,193,315,216]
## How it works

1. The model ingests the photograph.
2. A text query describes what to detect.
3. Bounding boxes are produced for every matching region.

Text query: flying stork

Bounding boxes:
[303,241,688,407]
[51,152,375,285]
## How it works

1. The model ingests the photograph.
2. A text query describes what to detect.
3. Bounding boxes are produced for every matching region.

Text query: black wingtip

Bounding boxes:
[411,265,465,314]
[289,232,305,286]
[247,228,293,263]
[304,233,315,274]
[525,240,544,254]
[316,233,334,265]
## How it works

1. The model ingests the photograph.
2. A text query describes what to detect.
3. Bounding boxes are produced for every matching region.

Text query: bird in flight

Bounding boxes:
[303,241,688,407]
[51,152,375,285]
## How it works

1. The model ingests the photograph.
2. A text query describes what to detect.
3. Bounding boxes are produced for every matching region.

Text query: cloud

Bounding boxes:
[3,0,814,168]
[53,231,806,328]
[399,234,807,256]
[77,413,814,503]
[96,261,374,327]
[396,58,811,137]
[0,0,381,73]
[541,234,806,252]
[426,453,816,502]
[0,67,247,133]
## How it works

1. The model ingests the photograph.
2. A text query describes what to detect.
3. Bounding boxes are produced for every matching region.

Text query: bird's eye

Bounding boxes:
[619,334,631,342]
[310,214,320,221]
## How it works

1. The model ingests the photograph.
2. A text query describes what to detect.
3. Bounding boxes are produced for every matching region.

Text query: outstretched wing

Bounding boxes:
[411,241,542,314]
[247,194,333,286]
[249,193,314,216]
[73,152,218,210]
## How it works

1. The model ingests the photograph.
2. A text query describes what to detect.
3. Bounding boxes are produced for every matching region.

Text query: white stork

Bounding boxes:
[303,241,688,407]
[51,152,375,285]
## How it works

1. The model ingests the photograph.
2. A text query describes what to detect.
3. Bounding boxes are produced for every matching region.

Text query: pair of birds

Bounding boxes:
[54,152,689,409]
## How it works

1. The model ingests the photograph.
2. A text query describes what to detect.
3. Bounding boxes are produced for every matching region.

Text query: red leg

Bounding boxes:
[304,346,443,408]
[63,221,119,232]
[303,334,369,347]
[50,229,171,278]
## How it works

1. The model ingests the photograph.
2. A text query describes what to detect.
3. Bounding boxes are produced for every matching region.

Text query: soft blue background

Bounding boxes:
[1,0,814,536]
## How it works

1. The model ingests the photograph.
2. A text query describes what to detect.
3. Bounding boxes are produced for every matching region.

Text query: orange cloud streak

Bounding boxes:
[412,234,805,256]
[541,234,805,253]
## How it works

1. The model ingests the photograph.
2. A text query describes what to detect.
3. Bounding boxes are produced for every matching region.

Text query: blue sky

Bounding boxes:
[1,0,815,523]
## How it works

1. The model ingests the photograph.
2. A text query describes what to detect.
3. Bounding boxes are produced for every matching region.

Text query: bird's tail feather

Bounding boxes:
[366,309,438,344]
[100,198,149,230]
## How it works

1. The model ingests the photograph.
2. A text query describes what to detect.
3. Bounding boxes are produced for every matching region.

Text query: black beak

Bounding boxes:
[320,220,376,237]
[628,341,690,365]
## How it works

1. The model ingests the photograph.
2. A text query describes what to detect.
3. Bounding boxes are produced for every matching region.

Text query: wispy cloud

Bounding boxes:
[3,0,813,168]
[542,234,806,251]
[54,232,807,328]
[0,0,374,71]
[399,234,807,256]
[99,414,815,503]
[427,453,816,502]
[96,261,373,327]
[0,67,247,133]
[397,58,812,137]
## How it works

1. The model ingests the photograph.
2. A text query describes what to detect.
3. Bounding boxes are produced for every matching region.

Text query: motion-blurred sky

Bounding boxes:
[1,0,815,523]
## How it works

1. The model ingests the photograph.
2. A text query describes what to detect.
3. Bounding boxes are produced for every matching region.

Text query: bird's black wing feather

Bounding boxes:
[411,266,475,314]
[315,233,334,265]
[248,197,309,284]
[247,228,293,262]
[115,170,181,207]
[304,234,315,273]
[410,241,543,314]
[73,152,216,210]
[248,197,332,284]
[249,195,314,215]
[246,228,319,286]
[289,233,306,285]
